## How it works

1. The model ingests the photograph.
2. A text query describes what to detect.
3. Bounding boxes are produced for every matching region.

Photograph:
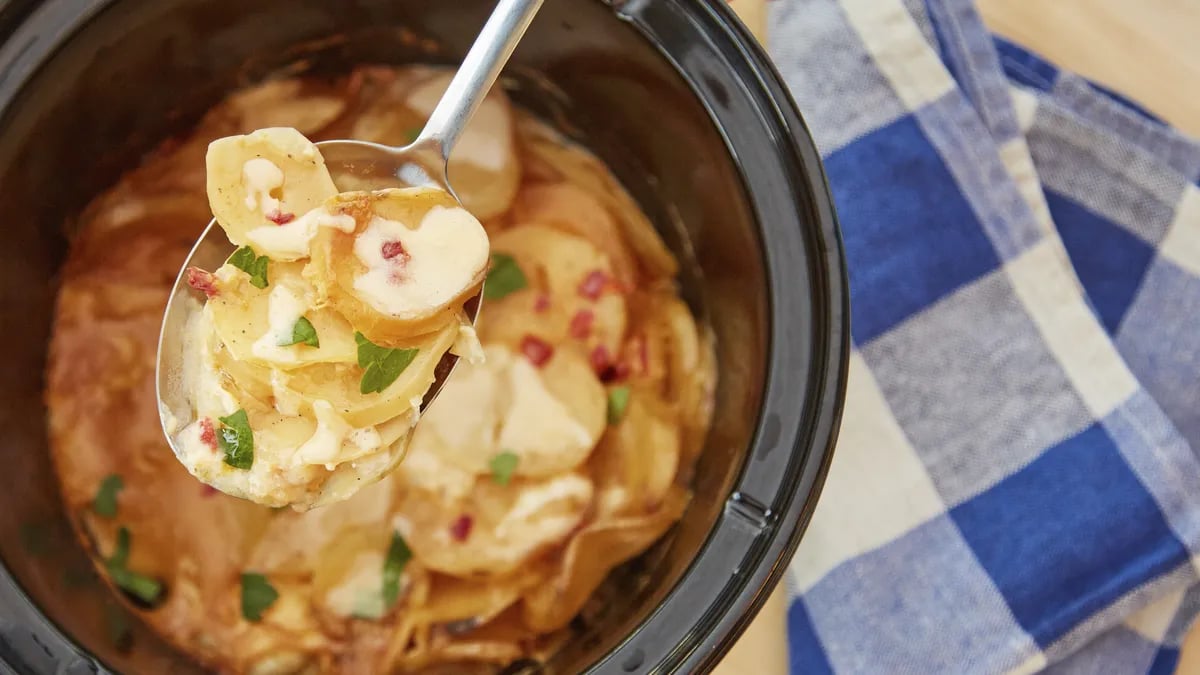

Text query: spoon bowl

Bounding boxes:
[155,0,542,461]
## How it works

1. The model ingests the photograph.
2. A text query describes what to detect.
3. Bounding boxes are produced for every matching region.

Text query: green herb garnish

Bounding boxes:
[106,527,163,604]
[382,531,412,609]
[278,316,319,347]
[93,474,123,518]
[355,332,419,395]
[607,386,630,425]
[109,526,131,568]
[109,567,164,604]
[404,126,423,144]
[489,452,519,486]
[240,572,279,622]
[484,253,527,301]
[218,409,254,470]
[227,246,270,289]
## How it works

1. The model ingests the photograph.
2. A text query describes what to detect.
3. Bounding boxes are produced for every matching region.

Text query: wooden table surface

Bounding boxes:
[715,0,1200,673]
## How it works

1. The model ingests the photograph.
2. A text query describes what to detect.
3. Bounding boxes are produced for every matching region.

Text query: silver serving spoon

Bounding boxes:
[156,0,543,446]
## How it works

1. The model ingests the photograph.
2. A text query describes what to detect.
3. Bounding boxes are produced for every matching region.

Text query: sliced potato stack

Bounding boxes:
[173,126,489,509]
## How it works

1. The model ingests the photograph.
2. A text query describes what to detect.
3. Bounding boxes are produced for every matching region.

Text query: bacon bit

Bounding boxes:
[381,240,409,262]
[568,309,594,339]
[533,294,551,313]
[186,267,219,298]
[201,484,218,498]
[590,345,629,383]
[589,344,611,372]
[577,269,609,300]
[265,209,295,225]
[519,335,554,367]
[602,361,630,384]
[449,515,473,542]
[198,418,217,450]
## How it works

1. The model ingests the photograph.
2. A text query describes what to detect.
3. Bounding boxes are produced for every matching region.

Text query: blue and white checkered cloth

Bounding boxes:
[768,0,1200,672]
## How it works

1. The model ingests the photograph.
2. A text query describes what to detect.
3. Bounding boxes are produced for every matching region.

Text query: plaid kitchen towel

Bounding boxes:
[768,0,1200,672]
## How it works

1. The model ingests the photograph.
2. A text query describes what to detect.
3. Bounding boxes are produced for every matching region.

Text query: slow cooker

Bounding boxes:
[0,0,848,672]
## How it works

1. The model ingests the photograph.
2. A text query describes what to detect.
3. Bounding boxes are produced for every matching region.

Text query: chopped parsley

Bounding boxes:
[93,474,123,518]
[382,531,412,609]
[105,527,163,605]
[278,316,319,347]
[240,572,279,622]
[489,451,519,486]
[355,332,419,394]
[607,386,631,425]
[483,253,527,301]
[227,246,270,289]
[218,409,254,470]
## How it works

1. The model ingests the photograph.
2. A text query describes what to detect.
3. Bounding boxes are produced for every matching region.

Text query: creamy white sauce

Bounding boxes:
[242,158,284,213]
[349,427,383,455]
[251,284,308,364]
[351,206,488,318]
[495,474,592,538]
[451,323,486,365]
[296,400,354,466]
[407,76,510,171]
[246,207,356,261]
[416,346,502,454]
[497,357,592,459]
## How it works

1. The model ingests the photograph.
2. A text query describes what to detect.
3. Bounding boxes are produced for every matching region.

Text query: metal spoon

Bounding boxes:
[156,0,543,446]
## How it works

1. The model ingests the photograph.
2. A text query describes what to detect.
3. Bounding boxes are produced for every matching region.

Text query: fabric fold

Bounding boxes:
[769,0,1200,672]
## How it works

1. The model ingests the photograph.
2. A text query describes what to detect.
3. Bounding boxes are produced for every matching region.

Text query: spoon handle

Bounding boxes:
[417,0,544,159]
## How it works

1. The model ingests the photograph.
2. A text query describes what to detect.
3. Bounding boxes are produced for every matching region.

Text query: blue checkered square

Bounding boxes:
[826,115,1003,344]
[950,423,1189,646]
[1049,191,1156,334]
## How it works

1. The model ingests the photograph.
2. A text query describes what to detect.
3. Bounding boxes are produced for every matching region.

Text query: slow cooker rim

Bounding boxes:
[584,1,847,673]
[0,0,850,673]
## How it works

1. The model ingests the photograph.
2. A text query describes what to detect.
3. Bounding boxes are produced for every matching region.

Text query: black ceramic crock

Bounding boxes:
[0,0,848,673]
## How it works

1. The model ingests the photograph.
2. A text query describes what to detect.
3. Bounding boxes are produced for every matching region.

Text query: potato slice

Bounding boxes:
[516,114,678,281]
[479,224,626,361]
[588,387,681,517]
[206,127,338,254]
[394,472,594,577]
[402,71,521,220]
[280,318,459,429]
[207,260,357,370]
[511,182,637,286]
[307,188,488,343]
[310,524,397,620]
[227,79,348,137]
[521,487,688,633]
[411,345,606,479]
[213,316,457,430]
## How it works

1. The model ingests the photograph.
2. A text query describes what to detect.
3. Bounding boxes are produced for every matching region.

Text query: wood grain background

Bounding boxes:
[716,0,1200,672]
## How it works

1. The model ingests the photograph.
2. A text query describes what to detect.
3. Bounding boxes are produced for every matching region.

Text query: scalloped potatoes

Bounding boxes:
[46,65,716,674]
[171,127,489,509]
